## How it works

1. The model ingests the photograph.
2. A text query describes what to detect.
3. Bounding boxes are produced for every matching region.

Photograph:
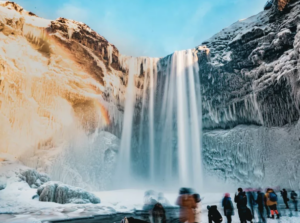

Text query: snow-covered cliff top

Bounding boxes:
[0,1,51,27]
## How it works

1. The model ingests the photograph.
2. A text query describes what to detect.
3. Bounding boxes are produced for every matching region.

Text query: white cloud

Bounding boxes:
[56,3,88,22]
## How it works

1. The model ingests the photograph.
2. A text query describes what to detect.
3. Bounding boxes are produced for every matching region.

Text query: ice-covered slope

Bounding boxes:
[198,0,300,188]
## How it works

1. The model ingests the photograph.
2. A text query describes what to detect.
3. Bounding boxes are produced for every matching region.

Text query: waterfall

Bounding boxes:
[115,57,138,187]
[116,49,203,190]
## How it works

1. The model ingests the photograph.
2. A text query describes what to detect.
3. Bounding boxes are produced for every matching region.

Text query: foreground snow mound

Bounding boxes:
[143,190,170,210]
[20,169,50,188]
[37,181,101,204]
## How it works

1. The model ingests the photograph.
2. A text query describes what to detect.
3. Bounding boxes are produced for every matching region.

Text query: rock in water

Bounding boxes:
[37,181,100,204]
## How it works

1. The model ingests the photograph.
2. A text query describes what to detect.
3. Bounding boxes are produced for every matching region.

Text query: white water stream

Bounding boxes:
[116,49,203,190]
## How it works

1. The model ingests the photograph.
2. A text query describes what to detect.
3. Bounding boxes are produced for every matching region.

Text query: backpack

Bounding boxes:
[269,192,278,202]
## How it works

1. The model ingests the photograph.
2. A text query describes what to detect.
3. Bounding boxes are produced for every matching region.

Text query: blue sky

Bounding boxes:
[14,0,265,57]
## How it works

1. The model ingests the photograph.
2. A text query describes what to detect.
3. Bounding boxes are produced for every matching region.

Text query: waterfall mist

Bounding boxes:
[115,49,203,191]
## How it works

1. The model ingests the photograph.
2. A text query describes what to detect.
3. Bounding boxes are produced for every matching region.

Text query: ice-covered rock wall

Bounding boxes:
[198,0,300,188]
[0,1,125,190]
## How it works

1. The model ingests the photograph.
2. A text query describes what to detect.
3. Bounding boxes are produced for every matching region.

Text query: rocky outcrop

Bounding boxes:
[37,181,100,204]
[48,17,123,86]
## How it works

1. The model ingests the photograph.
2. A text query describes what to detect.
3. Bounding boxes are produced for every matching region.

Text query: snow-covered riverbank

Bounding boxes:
[1,155,300,223]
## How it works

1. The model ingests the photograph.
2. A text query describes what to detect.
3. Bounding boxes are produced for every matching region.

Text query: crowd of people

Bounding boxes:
[176,187,299,223]
[121,187,299,223]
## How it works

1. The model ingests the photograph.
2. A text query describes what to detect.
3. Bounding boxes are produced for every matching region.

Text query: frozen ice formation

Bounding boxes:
[37,181,100,204]
[48,131,120,191]
[20,169,50,188]
[198,0,300,187]
[198,1,300,129]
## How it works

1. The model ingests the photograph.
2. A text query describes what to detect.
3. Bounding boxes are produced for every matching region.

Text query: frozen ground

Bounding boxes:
[0,156,300,223]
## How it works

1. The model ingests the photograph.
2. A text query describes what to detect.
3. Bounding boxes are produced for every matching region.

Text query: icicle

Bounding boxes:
[107,44,113,65]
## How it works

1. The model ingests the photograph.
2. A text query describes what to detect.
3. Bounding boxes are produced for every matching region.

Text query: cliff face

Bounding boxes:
[0,1,126,189]
[198,0,300,130]
[198,0,300,187]
[2,0,300,189]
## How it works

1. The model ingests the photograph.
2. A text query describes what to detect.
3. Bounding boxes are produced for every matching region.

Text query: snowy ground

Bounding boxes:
[1,156,300,223]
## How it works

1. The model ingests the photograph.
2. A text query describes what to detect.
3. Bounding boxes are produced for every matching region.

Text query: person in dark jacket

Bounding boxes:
[150,203,166,223]
[234,188,248,223]
[262,192,270,218]
[280,189,289,209]
[256,189,266,223]
[291,191,298,211]
[207,205,223,223]
[222,193,234,223]
[246,189,256,219]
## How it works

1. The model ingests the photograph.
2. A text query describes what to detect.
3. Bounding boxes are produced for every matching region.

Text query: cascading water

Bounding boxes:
[116,49,203,190]
[115,57,138,186]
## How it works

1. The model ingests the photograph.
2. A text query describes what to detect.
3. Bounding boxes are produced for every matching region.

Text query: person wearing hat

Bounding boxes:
[256,188,266,223]
[222,193,234,223]
[234,188,248,223]
[176,188,197,223]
